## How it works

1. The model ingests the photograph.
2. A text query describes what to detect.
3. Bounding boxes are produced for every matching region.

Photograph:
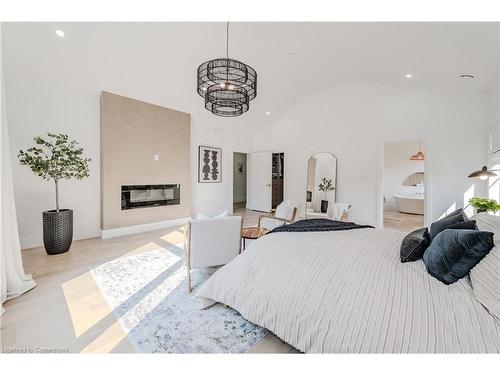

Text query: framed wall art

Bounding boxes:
[198,145,222,183]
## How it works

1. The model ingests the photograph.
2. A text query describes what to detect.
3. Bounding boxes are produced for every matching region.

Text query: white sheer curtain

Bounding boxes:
[1,29,36,315]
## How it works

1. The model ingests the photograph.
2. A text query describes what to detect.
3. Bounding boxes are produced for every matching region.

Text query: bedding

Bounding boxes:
[470,213,500,321]
[269,218,373,234]
[196,227,500,353]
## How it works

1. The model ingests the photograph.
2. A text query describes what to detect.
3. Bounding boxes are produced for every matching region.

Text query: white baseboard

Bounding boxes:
[20,236,44,250]
[101,217,191,239]
[21,229,102,250]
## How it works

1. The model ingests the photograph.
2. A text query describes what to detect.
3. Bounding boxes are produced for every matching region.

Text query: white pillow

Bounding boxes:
[196,210,228,220]
[275,201,293,220]
[215,209,228,217]
[472,212,500,239]
[470,213,500,321]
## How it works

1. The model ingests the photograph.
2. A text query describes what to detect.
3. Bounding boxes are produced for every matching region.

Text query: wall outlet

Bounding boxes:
[154,154,159,161]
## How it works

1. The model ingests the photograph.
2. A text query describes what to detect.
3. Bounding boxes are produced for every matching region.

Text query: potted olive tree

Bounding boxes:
[318,177,335,213]
[18,133,91,255]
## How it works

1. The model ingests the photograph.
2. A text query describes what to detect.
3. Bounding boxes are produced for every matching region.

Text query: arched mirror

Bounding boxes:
[306,153,337,219]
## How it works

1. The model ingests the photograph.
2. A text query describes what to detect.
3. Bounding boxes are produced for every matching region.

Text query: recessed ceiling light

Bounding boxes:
[404,74,413,79]
[460,74,474,79]
[265,111,271,115]
[55,29,65,37]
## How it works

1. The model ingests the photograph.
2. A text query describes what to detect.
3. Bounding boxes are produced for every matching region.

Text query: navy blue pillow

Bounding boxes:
[400,227,430,263]
[423,229,494,285]
[429,209,467,241]
[442,220,477,231]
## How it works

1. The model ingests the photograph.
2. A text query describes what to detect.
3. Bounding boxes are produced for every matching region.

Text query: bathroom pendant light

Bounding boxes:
[410,141,425,161]
[196,22,257,117]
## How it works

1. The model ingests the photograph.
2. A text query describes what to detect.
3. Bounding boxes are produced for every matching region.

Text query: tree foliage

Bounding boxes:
[468,197,500,213]
[18,133,91,181]
[318,177,335,201]
[18,133,91,210]
[318,177,335,193]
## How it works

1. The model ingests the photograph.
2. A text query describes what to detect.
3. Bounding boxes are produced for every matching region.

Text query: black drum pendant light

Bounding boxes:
[197,22,257,117]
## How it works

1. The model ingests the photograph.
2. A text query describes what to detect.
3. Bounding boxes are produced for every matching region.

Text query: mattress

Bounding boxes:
[196,228,500,353]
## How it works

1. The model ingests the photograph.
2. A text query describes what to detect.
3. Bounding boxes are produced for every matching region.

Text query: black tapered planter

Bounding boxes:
[321,200,329,213]
[42,209,73,255]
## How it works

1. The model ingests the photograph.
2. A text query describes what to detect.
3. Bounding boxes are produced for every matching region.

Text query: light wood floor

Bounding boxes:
[383,207,424,232]
[0,210,297,354]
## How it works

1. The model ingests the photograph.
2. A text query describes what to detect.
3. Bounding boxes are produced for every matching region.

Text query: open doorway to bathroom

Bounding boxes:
[383,141,425,231]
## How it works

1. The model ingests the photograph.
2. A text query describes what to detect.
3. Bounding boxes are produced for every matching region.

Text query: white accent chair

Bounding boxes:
[258,200,298,230]
[185,215,243,292]
[330,203,351,221]
[306,203,351,221]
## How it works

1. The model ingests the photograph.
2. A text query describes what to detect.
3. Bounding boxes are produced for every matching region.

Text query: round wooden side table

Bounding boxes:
[241,226,269,250]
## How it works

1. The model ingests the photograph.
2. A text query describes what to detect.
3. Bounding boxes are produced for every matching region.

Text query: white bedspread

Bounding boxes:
[196,228,500,353]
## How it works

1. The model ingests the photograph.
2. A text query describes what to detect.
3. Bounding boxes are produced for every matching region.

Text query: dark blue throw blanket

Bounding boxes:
[268,218,374,234]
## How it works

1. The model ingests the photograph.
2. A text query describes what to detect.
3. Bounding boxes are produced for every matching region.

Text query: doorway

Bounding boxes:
[245,152,284,213]
[383,141,425,231]
[233,152,247,213]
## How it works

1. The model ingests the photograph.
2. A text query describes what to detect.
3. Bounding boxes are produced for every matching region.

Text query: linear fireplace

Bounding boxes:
[121,184,180,210]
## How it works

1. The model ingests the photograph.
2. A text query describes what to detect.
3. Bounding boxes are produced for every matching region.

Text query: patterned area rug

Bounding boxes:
[91,244,267,353]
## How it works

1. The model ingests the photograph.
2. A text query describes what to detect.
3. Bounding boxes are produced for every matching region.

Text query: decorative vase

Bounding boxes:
[42,209,73,255]
[321,200,329,213]
[477,208,487,213]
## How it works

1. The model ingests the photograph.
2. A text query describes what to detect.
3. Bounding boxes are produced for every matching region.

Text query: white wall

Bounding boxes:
[191,126,253,219]
[487,24,500,205]
[3,23,497,246]
[6,92,254,249]
[383,141,424,209]
[253,83,490,227]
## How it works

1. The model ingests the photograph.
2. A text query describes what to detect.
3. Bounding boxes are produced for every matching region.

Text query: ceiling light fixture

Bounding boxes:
[404,74,413,79]
[265,111,271,115]
[55,29,65,37]
[468,166,498,180]
[197,22,257,117]
[410,141,425,161]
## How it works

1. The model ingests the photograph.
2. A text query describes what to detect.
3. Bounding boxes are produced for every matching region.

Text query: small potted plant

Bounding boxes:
[318,177,335,213]
[18,133,91,255]
[468,197,500,214]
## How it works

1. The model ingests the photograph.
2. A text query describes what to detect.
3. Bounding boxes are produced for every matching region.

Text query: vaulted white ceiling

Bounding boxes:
[3,22,499,127]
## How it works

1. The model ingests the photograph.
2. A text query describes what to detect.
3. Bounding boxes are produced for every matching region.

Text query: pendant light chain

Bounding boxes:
[226,21,230,59]
[226,22,230,82]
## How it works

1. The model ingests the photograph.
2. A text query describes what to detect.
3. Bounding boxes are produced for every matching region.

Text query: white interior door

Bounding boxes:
[247,152,272,212]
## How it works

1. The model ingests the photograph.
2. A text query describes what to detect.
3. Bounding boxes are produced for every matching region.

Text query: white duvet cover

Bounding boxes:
[196,228,500,353]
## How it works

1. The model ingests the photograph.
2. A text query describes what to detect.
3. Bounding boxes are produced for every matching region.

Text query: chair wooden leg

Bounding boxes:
[187,265,192,293]
[186,221,192,293]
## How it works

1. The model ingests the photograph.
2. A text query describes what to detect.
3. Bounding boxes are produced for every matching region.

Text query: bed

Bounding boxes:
[196,226,500,353]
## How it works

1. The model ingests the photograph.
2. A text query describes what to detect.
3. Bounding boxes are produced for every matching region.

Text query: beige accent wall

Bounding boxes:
[100,91,191,230]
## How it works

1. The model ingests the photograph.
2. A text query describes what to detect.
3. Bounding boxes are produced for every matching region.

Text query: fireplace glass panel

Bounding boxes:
[121,184,180,210]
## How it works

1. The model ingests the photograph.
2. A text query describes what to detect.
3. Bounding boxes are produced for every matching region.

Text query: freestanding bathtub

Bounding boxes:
[393,193,424,215]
